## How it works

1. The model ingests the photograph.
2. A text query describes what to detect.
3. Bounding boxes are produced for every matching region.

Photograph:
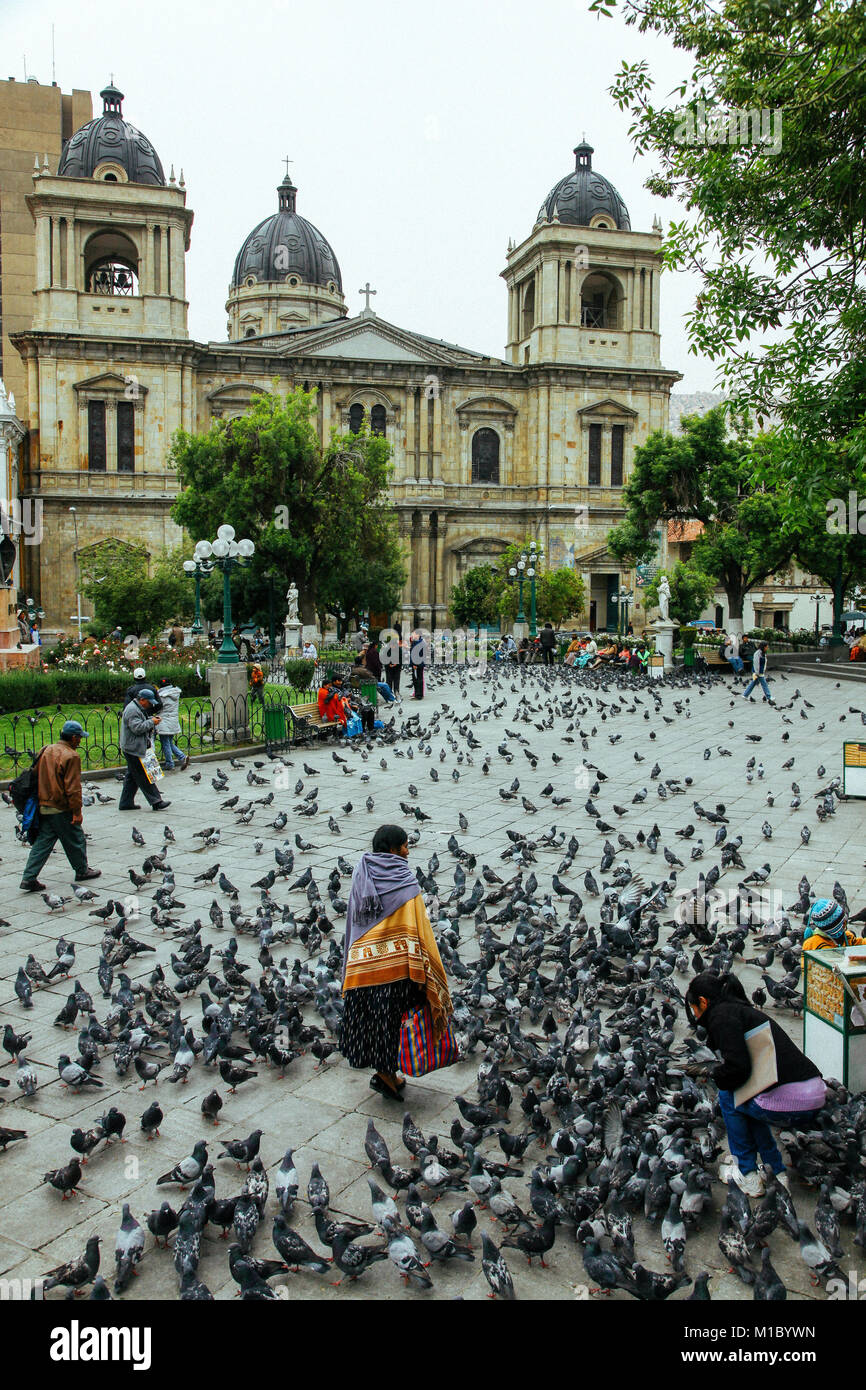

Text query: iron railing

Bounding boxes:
[0,692,321,777]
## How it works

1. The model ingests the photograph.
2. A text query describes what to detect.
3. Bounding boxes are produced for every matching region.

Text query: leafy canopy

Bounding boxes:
[589,0,866,450]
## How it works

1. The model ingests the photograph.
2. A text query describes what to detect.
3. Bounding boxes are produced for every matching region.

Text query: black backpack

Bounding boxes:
[9,750,43,814]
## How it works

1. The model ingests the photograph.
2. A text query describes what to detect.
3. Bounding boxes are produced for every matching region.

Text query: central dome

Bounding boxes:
[231,176,342,292]
[57,83,165,186]
[538,142,631,230]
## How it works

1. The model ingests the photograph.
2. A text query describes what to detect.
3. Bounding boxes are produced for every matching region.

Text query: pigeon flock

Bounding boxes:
[2,658,866,1301]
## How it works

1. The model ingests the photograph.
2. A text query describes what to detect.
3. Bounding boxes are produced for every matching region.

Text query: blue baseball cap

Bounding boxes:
[60,720,88,739]
[137,687,157,702]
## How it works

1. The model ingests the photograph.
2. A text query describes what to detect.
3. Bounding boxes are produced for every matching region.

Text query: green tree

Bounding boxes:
[80,541,193,637]
[754,430,866,638]
[449,565,501,629]
[609,408,795,624]
[645,563,716,626]
[170,386,404,627]
[589,0,866,451]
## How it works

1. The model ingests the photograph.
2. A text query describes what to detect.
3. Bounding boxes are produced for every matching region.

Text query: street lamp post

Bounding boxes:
[508,561,526,625]
[69,507,83,641]
[183,556,214,636]
[193,526,255,665]
[810,593,826,644]
[526,541,545,639]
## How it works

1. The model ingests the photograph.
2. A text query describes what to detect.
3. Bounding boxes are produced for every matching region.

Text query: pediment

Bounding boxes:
[272,316,456,365]
[456,396,518,417]
[577,397,639,419]
[73,372,148,397]
[206,381,261,403]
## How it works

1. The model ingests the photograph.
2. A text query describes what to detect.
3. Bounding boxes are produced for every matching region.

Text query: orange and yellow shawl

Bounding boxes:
[343,893,453,1043]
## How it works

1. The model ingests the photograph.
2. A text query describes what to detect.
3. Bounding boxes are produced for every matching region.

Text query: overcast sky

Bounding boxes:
[7,0,722,393]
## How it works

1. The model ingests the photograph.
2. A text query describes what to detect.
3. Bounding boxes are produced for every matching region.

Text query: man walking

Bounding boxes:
[119,687,171,812]
[743,642,773,703]
[539,622,557,666]
[20,721,101,890]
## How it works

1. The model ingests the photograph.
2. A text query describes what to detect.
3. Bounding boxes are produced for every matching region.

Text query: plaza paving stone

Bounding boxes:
[0,661,864,1302]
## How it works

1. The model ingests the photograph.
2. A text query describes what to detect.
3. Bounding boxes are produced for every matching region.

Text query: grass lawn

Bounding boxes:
[0,682,311,778]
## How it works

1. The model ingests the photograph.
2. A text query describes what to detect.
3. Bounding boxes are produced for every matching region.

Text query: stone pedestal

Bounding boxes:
[652,620,677,670]
[283,621,302,656]
[208,662,249,742]
[512,621,529,642]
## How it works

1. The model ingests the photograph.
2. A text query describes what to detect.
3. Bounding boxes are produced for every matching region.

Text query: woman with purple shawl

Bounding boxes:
[342,824,452,1101]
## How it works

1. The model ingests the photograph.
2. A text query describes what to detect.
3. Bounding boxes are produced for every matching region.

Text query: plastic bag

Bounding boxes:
[345,713,363,738]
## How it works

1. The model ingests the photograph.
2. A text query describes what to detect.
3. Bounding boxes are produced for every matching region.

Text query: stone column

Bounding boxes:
[50,218,61,288]
[418,392,428,482]
[431,393,442,482]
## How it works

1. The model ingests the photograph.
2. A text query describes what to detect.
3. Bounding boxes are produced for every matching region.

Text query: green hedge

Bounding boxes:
[0,664,209,713]
[284,659,316,688]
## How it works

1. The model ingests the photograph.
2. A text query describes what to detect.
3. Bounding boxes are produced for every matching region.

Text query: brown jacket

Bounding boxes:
[37,740,82,815]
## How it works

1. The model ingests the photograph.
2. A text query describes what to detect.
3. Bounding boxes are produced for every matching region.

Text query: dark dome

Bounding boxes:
[57,84,165,186]
[538,142,631,230]
[231,176,342,291]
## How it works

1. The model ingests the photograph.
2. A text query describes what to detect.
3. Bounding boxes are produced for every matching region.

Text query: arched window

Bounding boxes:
[370,404,386,437]
[522,280,535,337]
[244,327,257,338]
[471,428,500,483]
[84,229,140,296]
[580,272,624,329]
[349,403,364,434]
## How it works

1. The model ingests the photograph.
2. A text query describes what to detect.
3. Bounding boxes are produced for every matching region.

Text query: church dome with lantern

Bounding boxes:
[57,83,165,186]
[537,141,631,230]
[225,171,347,340]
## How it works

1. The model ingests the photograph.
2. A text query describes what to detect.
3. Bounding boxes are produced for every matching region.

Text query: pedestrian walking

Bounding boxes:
[539,622,557,666]
[155,677,188,771]
[686,972,825,1196]
[19,721,101,890]
[341,824,453,1101]
[118,688,171,812]
[384,626,402,695]
[124,666,150,707]
[409,630,426,699]
[743,642,773,703]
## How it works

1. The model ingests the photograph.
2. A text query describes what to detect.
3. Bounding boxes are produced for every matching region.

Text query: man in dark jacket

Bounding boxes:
[19,721,102,890]
[539,623,557,666]
[686,972,824,1196]
[124,666,152,707]
[119,688,171,812]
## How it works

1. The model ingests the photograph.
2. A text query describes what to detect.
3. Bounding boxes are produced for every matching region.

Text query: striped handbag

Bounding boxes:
[398,1005,459,1077]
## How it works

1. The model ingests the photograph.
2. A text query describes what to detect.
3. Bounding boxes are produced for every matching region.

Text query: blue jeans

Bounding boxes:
[728,656,744,673]
[743,674,771,699]
[375,681,395,703]
[159,734,185,768]
[717,1089,820,1174]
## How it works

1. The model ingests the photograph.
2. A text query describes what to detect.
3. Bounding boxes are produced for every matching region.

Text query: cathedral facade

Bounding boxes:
[11,84,681,633]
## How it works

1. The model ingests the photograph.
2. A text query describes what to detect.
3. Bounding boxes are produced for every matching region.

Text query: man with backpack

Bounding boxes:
[18,721,101,891]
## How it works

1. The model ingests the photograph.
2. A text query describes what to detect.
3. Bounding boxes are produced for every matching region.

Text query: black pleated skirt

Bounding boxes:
[340,978,426,1072]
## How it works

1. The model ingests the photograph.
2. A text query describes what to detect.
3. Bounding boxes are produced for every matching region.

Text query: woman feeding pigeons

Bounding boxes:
[685,972,826,1197]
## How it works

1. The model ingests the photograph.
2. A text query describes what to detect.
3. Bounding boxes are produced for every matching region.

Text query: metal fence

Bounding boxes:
[0,692,321,777]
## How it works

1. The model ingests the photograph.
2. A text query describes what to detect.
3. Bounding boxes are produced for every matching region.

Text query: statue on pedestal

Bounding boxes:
[658,575,671,623]
[286,582,299,624]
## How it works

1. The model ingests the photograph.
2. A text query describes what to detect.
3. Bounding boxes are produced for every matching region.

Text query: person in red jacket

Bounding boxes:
[318,672,350,726]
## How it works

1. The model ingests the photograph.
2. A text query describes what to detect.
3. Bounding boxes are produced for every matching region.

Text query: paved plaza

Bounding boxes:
[0,662,865,1301]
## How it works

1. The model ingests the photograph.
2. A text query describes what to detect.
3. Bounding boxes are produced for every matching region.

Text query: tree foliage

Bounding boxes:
[645,562,717,626]
[170,386,405,628]
[80,541,193,637]
[590,0,866,450]
[609,408,795,618]
[449,565,501,629]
